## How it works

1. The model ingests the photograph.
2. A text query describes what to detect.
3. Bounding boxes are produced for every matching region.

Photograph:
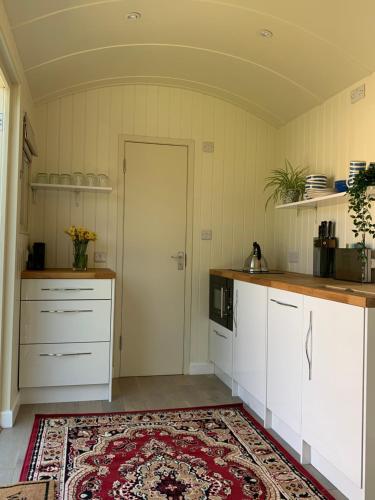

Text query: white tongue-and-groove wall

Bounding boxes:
[274,73,375,274]
[29,85,276,373]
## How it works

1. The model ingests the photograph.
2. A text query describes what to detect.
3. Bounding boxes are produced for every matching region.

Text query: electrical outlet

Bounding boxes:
[94,251,107,263]
[288,250,299,264]
[201,229,212,240]
[202,141,214,153]
[351,83,365,104]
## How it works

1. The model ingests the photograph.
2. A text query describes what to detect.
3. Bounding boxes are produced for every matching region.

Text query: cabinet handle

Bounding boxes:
[39,352,92,357]
[220,287,224,318]
[233,289,239,336]
[270,298,298,309]
[40,288,94,292]
[214,329,227,339]
[40,309,93,314]
[305,310,312,380]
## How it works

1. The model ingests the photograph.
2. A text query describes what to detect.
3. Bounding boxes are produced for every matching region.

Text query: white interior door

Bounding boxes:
[121,141,188,376]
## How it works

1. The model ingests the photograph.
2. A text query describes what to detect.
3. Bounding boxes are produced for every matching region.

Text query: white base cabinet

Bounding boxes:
[233,280,267,414]
[302,296,364,489]
[267,288,303,436]
[209,320,232,380]
[225,277,375,499]
[19,278,115,403]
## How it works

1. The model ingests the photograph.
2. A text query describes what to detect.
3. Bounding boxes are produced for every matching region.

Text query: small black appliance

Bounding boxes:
[27,242,45,270]
[209,275,233,330]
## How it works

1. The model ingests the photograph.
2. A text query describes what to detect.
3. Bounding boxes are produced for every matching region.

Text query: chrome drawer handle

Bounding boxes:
[40,309,93,313]
[214,329,227,339]
[39,352,92,357]
[305,311,313,381]
[270,298,298,309]
[40,288,95,291]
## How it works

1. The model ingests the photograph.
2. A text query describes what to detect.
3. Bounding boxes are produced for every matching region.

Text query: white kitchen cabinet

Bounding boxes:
[19,342,110,388]
[302,296,364,488]
[19,276,115,404]
[267,288,303,435]
[20,299,111,344]
[233,280,267,409]
[209,320,232,378]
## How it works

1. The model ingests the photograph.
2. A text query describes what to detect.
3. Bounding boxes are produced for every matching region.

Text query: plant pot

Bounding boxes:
[282,189,300,204]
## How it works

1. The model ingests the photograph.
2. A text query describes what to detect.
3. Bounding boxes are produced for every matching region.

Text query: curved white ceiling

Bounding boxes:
[4,0,375,126]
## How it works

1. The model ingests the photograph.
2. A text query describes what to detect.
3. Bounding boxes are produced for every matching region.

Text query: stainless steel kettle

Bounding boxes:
[243,242,269,273]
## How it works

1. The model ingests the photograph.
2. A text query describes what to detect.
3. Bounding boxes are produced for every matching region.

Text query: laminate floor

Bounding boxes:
[0,375,346,499]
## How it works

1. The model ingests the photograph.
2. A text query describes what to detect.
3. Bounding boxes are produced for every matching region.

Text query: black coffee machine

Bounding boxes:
[313,221,337,277]
[27,242,45,270]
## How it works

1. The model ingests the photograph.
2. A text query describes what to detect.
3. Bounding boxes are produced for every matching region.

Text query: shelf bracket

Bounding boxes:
[74,190,80,207]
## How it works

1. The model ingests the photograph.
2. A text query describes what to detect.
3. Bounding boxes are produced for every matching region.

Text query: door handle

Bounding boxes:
[305,311,312,380]
[171,251,185,270]
[41,288,94,292]
[270,298,298,309]
[234,289,238,336]
[39,352,92,357]
[214,329,227,339]
[40,309,93,314]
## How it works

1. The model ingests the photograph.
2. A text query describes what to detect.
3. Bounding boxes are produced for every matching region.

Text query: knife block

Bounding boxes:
[313,238,337,277]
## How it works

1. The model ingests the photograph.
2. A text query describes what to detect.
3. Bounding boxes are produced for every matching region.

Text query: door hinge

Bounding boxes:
[119,335,123,351]
[123,157,126,174]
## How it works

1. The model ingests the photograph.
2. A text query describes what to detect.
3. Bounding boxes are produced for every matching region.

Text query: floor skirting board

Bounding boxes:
[20,384,111,405]
[189,362,214,375]
[0,392,20,428]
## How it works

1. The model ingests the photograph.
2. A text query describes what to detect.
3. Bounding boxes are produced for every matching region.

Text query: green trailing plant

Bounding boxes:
[264,159,307,209]
[348,170,375,262]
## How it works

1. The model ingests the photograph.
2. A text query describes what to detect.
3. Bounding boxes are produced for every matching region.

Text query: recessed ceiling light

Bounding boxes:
[258,29,273,38]
[127,11,141,21]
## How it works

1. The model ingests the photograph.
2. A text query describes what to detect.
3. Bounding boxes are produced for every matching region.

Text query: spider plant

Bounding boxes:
[264,159,307,209]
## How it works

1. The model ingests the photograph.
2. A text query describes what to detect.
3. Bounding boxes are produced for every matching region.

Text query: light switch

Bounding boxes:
[202,141,214,153]
[201,229,212,240]
[94,251,107,263]
[288,250,299,263]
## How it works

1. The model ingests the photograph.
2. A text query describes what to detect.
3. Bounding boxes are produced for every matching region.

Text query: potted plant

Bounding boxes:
[348,170,375,270]
[264,159,306,208]
[65,225,97,271]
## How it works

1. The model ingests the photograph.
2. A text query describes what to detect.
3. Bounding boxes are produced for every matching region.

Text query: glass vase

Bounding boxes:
[72,241,88,271]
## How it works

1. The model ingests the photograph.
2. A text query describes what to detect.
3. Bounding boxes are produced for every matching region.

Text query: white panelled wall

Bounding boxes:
[274,72,375,273]
[29,85,276,375]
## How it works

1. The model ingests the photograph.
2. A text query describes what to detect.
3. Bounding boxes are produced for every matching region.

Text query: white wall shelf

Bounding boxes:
[30,183,112,206]
[275,192,347,210]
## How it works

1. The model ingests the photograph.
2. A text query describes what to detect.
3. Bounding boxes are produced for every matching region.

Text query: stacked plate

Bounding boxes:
[347,161,366,187]
[304,174,334,199]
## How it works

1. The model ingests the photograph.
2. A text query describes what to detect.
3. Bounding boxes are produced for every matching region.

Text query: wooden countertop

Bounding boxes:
[21,268,116,279]
[210,269,375,308]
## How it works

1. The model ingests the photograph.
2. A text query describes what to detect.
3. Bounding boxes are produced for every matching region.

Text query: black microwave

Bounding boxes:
[209,275,233,330]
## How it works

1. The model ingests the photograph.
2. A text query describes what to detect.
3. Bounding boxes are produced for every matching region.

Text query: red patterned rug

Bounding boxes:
[20,404,334,499]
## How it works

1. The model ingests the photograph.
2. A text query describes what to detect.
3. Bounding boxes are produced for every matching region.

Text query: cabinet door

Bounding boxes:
[233,280,267,405]
[302,296,364,487]
[267,289,303,434]
[209,321,232,376]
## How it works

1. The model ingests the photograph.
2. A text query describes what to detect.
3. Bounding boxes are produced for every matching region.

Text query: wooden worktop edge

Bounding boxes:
[210,269,375,308]
[21,268,116,279]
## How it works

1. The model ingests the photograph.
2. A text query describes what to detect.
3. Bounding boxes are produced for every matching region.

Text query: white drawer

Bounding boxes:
[19,342,110,388]
[21,279,112,300]
[20,300,111,344]
[209,320,232,376]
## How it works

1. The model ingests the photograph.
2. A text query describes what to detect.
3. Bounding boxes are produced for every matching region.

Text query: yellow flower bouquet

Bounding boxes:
[64,226,97,271]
